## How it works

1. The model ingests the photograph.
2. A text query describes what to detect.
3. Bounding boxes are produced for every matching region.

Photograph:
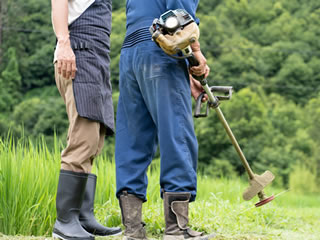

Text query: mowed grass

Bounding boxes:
[0,136,320,240]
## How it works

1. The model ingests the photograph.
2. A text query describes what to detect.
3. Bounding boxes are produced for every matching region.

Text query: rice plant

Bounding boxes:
[1,135,320,239]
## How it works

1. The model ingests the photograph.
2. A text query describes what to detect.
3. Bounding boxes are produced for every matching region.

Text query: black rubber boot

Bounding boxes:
[80,173,122,236]
[119,191,149,240]
[52,170,94,240]
[163,192,215,240]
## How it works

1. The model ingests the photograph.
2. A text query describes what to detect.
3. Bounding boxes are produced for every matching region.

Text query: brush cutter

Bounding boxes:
[150,9,275,207]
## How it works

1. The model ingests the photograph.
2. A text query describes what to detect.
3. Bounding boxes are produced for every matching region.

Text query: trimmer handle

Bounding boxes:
[186,54,205,83]
[194,92,210,118]
[194,86,233,118]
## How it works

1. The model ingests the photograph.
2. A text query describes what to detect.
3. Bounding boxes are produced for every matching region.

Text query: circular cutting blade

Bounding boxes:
[255,195,275,207]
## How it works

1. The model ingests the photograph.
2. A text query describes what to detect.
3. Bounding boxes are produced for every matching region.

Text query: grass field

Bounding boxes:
[1,137,320,240]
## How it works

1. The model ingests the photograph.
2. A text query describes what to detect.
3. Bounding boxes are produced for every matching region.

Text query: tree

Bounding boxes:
[0,1,3,66]
[195,88,269,174]
[304,94,320,183]
[0,0,7,66]
[112,0,125,11]
[2,0,54,92]
[271,54,316,103]
[12,96,69,146]
[0,47,21,112]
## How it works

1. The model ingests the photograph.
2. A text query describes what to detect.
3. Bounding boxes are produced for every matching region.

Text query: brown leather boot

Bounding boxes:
[163,192,215,240]
[119,191,149,240]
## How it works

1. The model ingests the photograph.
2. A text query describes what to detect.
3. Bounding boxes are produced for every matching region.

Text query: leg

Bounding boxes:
[115,49,157,240]
[135,45,198,200]
[56,69,121,236]
[133,44,214,239]
[53,65,104,240]
[55,64,103,173]
[115,50,157,201]
[156,65,198,200]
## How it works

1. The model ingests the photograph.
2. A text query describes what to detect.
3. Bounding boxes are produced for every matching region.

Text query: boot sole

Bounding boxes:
[123,237,151,240]
[52,232,95,240]
[163,233,216,240]
[108,230,123,236]
[96,230,122,237]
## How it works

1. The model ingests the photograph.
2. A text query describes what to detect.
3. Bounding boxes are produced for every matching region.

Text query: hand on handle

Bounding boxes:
[190,73,208,102]
[188,41,210,81]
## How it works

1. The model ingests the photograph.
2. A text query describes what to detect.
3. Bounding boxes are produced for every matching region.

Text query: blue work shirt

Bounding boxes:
[125,0,199,36]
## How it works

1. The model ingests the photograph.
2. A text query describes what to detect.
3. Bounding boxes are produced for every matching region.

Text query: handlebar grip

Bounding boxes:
[187,54,199,67]
[194,92,209,118]
[186,54,205,82]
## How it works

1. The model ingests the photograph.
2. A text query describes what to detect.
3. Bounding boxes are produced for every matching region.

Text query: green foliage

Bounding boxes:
[272,54,315,103]
[112,0,126,11]
[197,0,320,100]
[2,0,320,98]
[12,97,68,139]
[199,158,237,179]
[2,0,54,91]
[289,163,318,194]
[195,88,320,189]
[0,136,59,235]
[1,137,320,239]
[303,93,320,182]
[22,44,55,89]
[195,88,268,171]
[1,0,320,192]
[110,9,126,89]
[197,0,221,14]
[0,47,22,112]
[304,93,320,143]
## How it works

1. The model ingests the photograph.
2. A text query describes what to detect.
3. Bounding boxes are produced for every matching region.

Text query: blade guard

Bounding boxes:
[243,170,275,201]
[151,22,200,56]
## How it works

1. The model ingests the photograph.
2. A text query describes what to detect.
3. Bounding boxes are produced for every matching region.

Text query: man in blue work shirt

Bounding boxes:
[115,1,214,239]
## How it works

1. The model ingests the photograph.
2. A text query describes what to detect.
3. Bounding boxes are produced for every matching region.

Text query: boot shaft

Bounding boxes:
[163,192,204,239]
[56,169,89,221]
[119,192,147,239]
[163,192,190,235]
[53,169,94,239]
[80,173,97,219]
[79,174,122,236]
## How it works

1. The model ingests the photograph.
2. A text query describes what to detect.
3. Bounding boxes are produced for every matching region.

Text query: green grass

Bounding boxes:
[1,136,320,239]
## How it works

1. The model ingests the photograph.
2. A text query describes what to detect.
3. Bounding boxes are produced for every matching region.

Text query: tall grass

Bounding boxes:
[1,135,320,239]
[0,135,60,235]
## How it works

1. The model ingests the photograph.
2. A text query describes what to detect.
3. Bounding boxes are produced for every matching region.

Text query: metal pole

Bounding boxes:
[203,83,255,180]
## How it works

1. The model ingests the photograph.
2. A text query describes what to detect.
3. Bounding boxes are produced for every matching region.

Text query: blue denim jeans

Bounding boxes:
[115,41,198,201]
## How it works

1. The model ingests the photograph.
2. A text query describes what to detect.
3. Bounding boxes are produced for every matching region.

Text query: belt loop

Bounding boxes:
[79,42,84,50]
[74,43,79,50]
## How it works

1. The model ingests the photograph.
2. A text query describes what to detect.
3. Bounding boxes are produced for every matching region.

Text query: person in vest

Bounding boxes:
[115,0,214,239]
[51,0,121,239]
